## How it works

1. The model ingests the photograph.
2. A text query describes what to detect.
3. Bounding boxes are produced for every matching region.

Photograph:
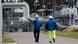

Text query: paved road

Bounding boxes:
[9,32,78,44]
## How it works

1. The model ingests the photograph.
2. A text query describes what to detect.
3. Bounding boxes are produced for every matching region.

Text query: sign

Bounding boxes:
[14,8,24,13]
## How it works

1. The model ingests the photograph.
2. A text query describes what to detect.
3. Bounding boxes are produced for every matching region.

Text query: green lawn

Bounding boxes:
[57,31,78,39]
[2,32,16,43]
[43,31,78,39]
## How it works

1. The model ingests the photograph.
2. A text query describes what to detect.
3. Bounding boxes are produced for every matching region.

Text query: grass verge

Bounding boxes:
[2,32,16,43]
[43,31,78,39]
[56,31,78,39]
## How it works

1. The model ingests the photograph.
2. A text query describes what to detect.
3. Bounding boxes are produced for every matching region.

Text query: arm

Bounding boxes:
[56,22,68,28]
[27,18,34,22]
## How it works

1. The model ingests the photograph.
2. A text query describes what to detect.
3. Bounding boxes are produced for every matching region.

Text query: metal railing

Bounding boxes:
[3,20,30,32]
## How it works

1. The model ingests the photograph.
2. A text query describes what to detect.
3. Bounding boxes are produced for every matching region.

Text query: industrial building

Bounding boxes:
[0,0,78,32]
[1,0,30,32]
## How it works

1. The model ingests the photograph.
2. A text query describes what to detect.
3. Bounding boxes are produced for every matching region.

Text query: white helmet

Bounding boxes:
[35,15,39,18]
[48,16,53,19]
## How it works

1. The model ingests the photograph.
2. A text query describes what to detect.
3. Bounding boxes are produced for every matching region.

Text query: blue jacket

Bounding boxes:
[46,19,57,30]
[27,18,41,30]
[34,19,41,29]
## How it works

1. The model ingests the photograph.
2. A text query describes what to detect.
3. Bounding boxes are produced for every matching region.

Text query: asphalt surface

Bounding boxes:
[9,32,78,44]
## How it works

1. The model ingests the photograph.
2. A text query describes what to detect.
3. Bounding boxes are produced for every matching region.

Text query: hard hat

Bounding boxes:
[48,16,53,19]
[35,15,39,18]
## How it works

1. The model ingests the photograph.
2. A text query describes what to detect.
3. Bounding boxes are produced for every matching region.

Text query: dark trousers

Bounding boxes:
[34,29,40,42]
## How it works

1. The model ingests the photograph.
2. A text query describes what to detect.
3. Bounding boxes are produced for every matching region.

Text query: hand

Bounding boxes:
[62,26,68,28]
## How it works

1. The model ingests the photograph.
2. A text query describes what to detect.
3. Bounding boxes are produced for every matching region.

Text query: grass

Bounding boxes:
[43,31,78,39]
[56,31,78,39]
[2,32,16,43]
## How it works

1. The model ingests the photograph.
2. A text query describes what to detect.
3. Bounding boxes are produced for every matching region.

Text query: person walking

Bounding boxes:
[45,16,66,43]
[27,15,42,43]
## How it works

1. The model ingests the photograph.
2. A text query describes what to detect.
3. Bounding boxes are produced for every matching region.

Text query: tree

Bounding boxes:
[24,0,35,13]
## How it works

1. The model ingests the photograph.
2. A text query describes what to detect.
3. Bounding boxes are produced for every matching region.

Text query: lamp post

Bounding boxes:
[0,0,2,44]
[34,0,38,13]
[42,0,46,17]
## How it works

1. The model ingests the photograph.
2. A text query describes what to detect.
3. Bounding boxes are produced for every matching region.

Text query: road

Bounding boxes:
[9,32,78,44]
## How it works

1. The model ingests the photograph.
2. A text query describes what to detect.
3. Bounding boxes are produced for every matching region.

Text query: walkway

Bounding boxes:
[9,32,78,44]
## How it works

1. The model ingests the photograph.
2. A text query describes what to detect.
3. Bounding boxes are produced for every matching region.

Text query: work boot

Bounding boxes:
[35,39,39,43]
[49,41,52,43]
[35,39,37,42]
[53,38,55,43]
